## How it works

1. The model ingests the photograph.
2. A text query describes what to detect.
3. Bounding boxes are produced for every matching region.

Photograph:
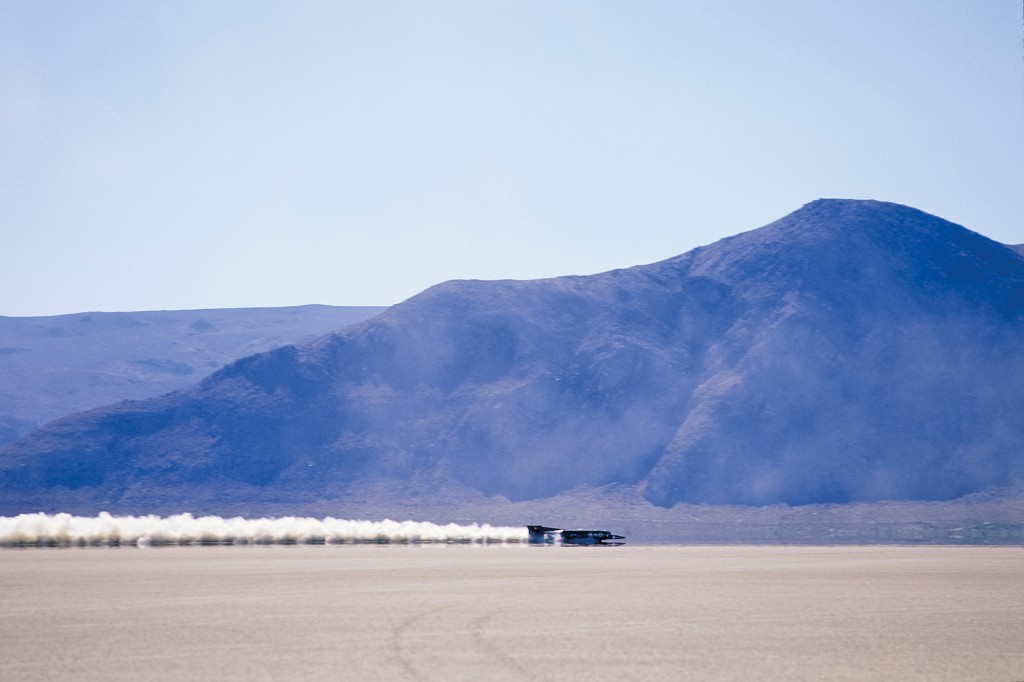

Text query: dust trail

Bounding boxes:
[0,512,529,547]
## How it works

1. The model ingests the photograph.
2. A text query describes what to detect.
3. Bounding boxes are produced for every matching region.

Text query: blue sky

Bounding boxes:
[2,1,1022,316]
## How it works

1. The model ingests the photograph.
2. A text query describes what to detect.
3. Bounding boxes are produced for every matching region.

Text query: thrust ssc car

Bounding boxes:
[527,525,625,546]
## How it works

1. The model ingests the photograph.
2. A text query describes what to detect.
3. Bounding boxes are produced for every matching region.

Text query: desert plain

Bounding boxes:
[1,544,1022,681]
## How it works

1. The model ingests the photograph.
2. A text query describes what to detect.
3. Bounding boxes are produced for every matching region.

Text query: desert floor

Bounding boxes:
[1,544,1022,681]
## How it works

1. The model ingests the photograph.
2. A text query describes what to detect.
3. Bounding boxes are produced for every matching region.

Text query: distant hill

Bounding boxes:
[1,200,1022,520]
[0,305,385,446]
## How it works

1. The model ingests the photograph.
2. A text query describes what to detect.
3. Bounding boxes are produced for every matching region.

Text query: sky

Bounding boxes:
[2,1,1022,317]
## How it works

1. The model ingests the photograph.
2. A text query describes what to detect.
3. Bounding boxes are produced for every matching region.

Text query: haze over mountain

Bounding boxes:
[1,200,1022,522]
[0,306,385,446]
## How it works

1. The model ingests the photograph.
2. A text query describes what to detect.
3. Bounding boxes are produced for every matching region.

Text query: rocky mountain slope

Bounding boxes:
[0,305,385,446]
[1,200,1021,517]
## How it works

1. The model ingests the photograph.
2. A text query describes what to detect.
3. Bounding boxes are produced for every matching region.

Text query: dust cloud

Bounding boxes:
[0,512,527,546]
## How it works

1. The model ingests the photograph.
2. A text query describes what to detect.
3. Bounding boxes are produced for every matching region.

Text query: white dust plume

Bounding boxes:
[0,512,529,547]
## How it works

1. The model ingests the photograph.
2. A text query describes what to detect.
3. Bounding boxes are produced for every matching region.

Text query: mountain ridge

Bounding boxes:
[2,199,1022,516]
[0,305,386,446]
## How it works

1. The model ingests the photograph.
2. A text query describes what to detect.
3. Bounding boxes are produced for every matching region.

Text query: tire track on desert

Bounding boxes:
[469,609,550,682]
[389,608,442,681]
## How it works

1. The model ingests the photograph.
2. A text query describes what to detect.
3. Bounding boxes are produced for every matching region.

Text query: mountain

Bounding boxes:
[0,305,385,446]
[1,200,1022,519]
